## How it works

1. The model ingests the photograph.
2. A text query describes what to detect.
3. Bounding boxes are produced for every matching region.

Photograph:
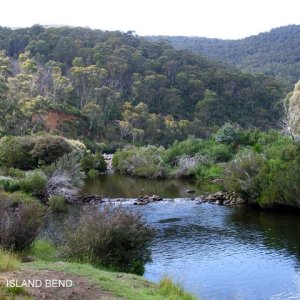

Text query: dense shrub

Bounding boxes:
[0,136,36,170]
[163,139,206,164]
[113,145,166,178]
[48,195,67,212]
[0,249,20,271]
[30,134,72,165]
[19,170,47,196]
[29,240,57,261]
[80,152,107,174]
[0,194,45,251]
[65,205,155,275]
[215,123,238,144]
[0,178,20,192]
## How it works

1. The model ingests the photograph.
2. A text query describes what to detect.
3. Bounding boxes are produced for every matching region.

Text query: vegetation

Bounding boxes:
[26,260,197,300]
[65,205,155,275]
[48,195,67,212]
[0,25,283,149]
[113,127,300,209]
[0,193,45,251]
[150,25,300,90]
[80,152,107,175]
[0,248,20,271]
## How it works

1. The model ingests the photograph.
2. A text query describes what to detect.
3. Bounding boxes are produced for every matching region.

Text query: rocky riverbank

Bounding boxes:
[196,191,247,206]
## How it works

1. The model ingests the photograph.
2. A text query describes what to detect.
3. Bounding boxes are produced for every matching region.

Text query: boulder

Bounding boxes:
[186,189,196,194]
[236,197,247,205]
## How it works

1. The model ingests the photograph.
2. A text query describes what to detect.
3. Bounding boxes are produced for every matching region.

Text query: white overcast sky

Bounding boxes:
[1,0,299,39]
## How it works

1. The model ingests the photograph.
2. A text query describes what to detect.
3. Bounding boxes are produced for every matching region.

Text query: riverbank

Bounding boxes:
[0,256,197,300]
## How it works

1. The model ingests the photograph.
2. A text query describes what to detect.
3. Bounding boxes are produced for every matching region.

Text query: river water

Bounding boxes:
[44,174,300,299]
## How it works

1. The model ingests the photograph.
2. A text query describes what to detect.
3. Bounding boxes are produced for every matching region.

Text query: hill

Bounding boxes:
[148,25,300,90]
[0,25,283,148]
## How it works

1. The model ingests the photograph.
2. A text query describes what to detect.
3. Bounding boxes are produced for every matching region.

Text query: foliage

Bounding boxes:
[215,123,238,144]
[64,205,155,275]
[113,145,166,178]
[19,170,47,196]
[30,134,72,165]
[0,26,284,146]
[153,25,300,90]
[48,195,67,213]
[0,248,20,271]
[0,194,45,251]
[0,136,36,170]
[29,240,57,261]
[158,277,197,300]
[80,152,107,174]
[0,177,20,192]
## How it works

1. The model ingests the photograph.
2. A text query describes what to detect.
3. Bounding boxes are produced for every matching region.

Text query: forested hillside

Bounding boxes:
[149,25,300,90]
[0,25,283,149]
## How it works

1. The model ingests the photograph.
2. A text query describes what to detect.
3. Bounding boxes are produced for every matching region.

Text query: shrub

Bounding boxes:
[0,196,45,251]
[0,178,20,192]
[113,145,166,178]
[19,170,47,196]
[0,249,20,271]
[158,277,197,300]
[48,195,67,212]
[64,205,155,275]
[29,240,57,261]
[0,136,36,170]
[80,152,107,174]
[215,122,238,144]
[163,139,206,164]
[224,149,266,199]
[30,134,72,165]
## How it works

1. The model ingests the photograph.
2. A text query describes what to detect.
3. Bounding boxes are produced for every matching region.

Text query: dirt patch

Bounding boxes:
[32,110,78,132]
[0,269,119,300]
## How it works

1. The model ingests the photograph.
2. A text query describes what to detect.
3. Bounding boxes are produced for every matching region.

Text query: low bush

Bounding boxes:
[30,134,72,165]
[80,152,107,174]
[158,277,197,300]
[19,170,47,196]
[48,195,67,213]
[0,195,45,251]
[64,205,155,275]
[0,248,20,271]
[0,178,20,192]
[113,145,166,178]
[29,240,57,261]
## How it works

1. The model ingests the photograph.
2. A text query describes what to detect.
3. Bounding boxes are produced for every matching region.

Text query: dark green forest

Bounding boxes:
[148,25,300,90]
[0,25,283,149]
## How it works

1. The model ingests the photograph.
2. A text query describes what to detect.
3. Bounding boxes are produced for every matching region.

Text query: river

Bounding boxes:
[42,174,300,299]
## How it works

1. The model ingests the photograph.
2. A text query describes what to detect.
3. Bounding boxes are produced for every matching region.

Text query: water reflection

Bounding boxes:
[82,173,221,198]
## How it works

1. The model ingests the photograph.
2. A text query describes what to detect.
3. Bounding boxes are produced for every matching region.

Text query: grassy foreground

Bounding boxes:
[0,251,197,300]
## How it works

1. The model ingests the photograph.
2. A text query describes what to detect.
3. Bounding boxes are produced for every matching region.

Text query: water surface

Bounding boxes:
[42,175,300,299]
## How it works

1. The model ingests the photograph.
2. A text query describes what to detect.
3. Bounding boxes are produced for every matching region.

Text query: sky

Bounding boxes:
[1,0,299,39]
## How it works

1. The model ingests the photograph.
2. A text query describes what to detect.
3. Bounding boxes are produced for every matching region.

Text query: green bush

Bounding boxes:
[19,170,47,196]
[30,134,72,165]
[215,123,238,144]
[0,136,36,170]
[65,205,155,275]
[48,195,67,213]
[113,145,166,178]
[80,152,107,174]
[0,195,45,251]
[29,240,57,261]
[158,277,197,300]
[0,178,20,192]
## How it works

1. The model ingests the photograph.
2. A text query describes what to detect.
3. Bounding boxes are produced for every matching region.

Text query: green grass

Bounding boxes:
[0,249,20,271]
[25,261,198,300]
[28,240,57,262]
